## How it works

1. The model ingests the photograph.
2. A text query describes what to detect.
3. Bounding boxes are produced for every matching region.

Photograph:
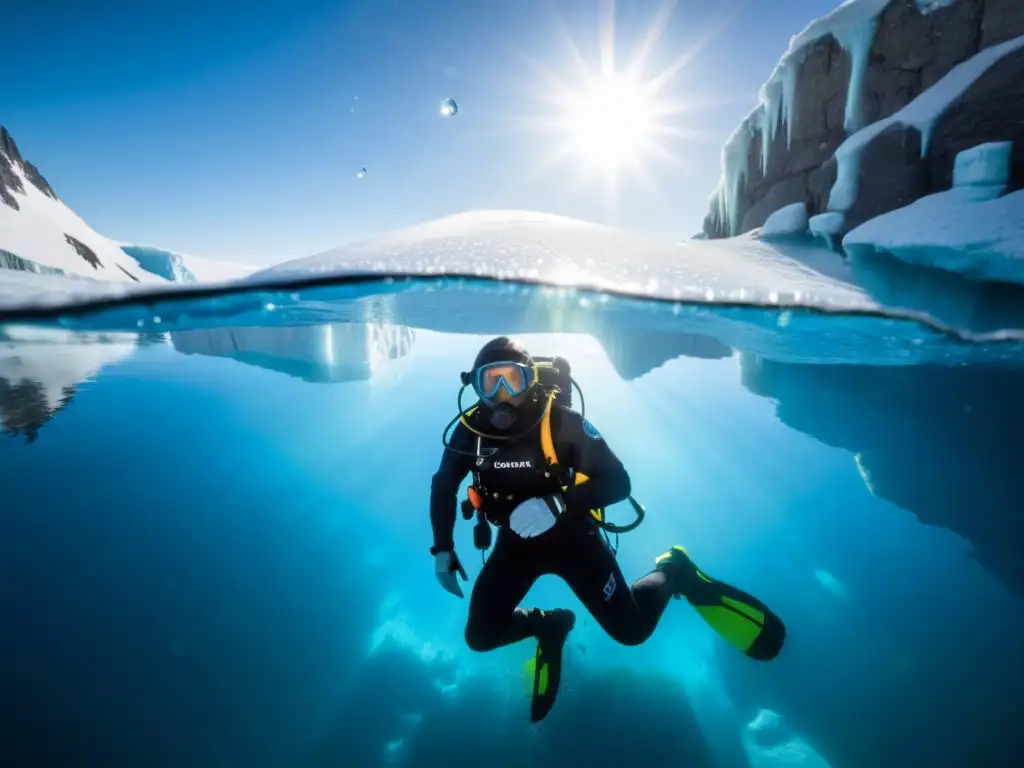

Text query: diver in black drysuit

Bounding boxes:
[429,338,680,653]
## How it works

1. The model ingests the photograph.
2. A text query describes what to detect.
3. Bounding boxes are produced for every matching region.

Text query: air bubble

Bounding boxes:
[440,98,458,117]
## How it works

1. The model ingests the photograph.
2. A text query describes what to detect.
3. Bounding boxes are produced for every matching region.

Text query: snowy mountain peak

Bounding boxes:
[0,126,59,210]
[0,125,161,284]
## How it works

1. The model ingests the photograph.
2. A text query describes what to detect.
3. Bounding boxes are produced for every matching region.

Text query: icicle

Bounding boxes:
[759,80,783,175]
[835,16,879,134]
[782,59,800,148]
[718,120,754,236]
[919,123,935,159]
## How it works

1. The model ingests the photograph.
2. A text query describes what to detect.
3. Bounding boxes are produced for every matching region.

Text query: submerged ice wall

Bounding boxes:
[704,0,1024,240]
[169,323,417,384]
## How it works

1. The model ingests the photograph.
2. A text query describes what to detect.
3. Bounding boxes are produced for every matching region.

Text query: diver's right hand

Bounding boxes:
[433,550,468,598]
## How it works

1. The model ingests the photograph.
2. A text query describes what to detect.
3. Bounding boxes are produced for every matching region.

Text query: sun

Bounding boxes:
[505,1,734,209]
[563,74,655,170]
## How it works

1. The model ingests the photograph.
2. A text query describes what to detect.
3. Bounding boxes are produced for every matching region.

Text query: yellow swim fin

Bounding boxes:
[526,608,575,723]
[656,545,785,661]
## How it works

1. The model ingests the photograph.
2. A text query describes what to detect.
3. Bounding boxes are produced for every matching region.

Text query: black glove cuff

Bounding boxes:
[430,544,454,556]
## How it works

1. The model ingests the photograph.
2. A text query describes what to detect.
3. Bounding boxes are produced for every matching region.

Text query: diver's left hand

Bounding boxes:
[509,494,565,539]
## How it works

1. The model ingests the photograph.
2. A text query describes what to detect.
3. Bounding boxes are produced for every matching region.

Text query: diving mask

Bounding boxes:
[470,360,537,406]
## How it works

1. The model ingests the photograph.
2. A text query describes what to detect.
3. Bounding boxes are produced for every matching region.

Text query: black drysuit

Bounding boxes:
[430,400,678,650]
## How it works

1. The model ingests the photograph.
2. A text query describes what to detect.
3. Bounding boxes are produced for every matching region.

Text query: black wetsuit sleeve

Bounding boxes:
[430,423,475,552]
[554,408,631,515]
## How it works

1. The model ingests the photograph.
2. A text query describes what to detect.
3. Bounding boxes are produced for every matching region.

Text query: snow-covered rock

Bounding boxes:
[843,187,1024,284]
[761,203,809,240]
[120,245,257,284]
[951,140,1012,201]
[703,0,1024,242]
[0,127,162,284]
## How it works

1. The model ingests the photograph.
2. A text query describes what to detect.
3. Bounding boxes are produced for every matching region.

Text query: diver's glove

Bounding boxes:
[432,548,468,598]
[509,494,566,539]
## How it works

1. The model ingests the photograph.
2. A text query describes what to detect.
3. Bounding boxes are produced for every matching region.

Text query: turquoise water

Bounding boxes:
[2,279,1024,767]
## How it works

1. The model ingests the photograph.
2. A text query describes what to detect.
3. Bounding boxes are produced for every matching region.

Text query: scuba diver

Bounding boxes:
[430,337,785,722]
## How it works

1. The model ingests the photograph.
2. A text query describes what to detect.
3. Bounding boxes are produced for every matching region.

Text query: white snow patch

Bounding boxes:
[843,187,1024,285]
[761,203,810,239]
[183,254,258,283]
[829,34,1024,212]
[0,164,164,285]
[254,210,875,311]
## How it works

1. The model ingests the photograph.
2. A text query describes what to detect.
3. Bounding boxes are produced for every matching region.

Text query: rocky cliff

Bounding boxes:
[703,0,1024,242]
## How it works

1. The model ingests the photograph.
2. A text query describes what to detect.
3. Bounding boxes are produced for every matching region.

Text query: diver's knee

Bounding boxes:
[464,623,496,653]
[611,623,653,647]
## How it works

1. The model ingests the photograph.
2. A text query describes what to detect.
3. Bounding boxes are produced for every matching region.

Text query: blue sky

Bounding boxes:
[3,0,841,266]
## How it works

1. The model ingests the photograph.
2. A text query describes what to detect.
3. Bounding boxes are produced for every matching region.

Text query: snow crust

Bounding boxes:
[0,269,156,311]
[843,188,1024,284]
[829,34,1024,212]
[761,203,809,239]
[0,163,162,284]
[255,210,874,311]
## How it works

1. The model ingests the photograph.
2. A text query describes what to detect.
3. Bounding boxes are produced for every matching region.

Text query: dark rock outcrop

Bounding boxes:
[63,234,103,270]
[0,145,25,211]
[842,123,931,231]
[704,0,1024,240]
[0,126,59,209]
[982,0,1024,48]
[117,264,140,282]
